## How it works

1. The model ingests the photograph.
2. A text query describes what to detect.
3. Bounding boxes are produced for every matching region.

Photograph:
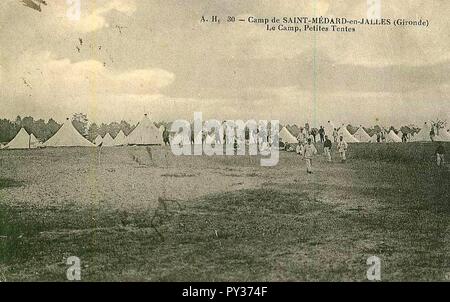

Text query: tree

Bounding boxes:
[72,113,89,137]
[119,120,134,136]
[347,124,358,135]
[21,116,35,133]
[46,118,62,141]
[108,122,121,138]
[15,116,22,125]
[0,119,18,142]
[88,123,99,142]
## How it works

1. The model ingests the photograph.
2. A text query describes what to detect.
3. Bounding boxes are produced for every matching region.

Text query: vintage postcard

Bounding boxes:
[0,0,448,285]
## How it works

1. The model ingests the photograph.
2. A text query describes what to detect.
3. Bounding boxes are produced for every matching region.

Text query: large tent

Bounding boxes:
[338,125,360,143]
[353,126,371,142]
[114,130,127,146]
[45,118,95,147]
[102,133,115,146]
[5,128,35,149]
[386,130,402,143]
[279,127,298,144]
[125,114,162,145]
[410,122,432,142]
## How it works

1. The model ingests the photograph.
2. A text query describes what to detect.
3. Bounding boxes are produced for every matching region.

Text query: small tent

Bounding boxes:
[30,134,40,148]
[386,130,402,143]
[94,135,103,146]
[338,125,360,143]
[102,133,115,146]
[125,114,162,145]
[279,127,298,144]
[5,128,35,149]
[353,126,371,142]
[410,122,433,142]
[114,130,126,146]
[45,118,95,147]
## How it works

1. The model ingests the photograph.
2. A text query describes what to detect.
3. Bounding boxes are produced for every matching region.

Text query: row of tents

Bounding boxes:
[280,122,450,145]
[1,117,450,150]
[0,114,163,150]
[349,122,450,143]
[279,124,406,144]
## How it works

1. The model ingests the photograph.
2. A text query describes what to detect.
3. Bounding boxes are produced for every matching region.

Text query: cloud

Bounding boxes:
[0,51,174,122]
[72,0,137,32]
[0,0,137,33]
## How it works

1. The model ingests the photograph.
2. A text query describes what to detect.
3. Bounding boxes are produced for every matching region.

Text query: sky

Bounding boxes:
[0,0,449,127]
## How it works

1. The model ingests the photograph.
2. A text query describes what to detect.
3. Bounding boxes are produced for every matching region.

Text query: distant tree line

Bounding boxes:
[0,116,61,143]
[0,113,143,144]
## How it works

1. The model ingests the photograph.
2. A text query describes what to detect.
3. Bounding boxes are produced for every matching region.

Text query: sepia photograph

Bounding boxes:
[0,0,448,287]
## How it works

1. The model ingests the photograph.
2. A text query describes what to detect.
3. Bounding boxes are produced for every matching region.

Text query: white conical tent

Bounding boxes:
[114,130,126,146]
[279,127,298,144]
[338,125,360,143]
[45,119,95,147]
[410,122,432,142]
[386,130,402,143]
[353,126,371,142]
[102,133,115,146]
[125,114,162,145]
[30,133,40,148]
[94,135,103,146]
[5,128,33,149]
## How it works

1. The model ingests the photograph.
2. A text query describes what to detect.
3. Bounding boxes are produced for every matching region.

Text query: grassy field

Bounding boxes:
[0,144,449,281]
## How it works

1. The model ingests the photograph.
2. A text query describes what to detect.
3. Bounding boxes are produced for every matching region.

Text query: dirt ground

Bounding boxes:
[0,145,449,281]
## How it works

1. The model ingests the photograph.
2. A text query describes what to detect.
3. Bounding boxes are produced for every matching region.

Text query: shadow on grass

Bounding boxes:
[0,178,23,190]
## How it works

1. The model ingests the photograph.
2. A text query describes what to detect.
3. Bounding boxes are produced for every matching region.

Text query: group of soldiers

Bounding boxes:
[295,134,349,174]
